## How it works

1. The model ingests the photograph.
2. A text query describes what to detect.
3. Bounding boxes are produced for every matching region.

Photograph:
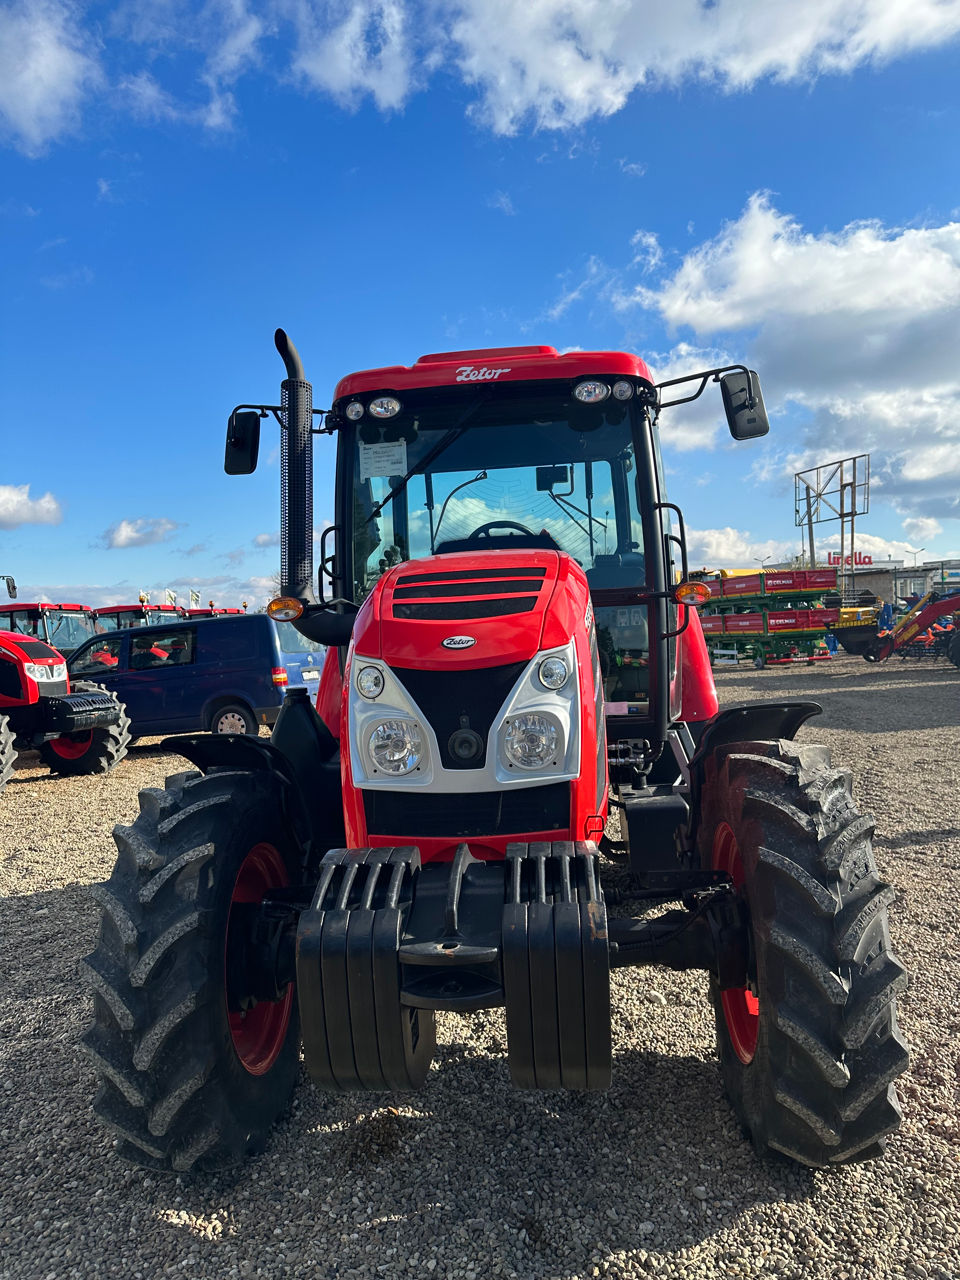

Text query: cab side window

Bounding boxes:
[73,636,123,674]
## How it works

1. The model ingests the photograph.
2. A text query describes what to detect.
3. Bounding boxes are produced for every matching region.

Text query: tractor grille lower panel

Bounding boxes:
[392,661,526,770]
[364,783,571,839]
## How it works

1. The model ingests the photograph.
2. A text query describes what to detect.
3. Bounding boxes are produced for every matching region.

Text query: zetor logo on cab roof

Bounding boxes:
[455,365,511,382]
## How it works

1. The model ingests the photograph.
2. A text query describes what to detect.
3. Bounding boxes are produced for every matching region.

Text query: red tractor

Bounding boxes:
[0,629,131,795]
[83,332,908,1173]
[0,600,99,658]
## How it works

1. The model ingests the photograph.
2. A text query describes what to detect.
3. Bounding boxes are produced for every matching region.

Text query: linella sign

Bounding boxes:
[455,365,511,382]
[827,552,873,566]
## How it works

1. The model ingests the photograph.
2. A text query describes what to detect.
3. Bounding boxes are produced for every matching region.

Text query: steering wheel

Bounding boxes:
[470,520,537,538]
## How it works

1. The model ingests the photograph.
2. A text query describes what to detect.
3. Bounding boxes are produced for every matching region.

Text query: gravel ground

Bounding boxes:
[1,653,958,1280]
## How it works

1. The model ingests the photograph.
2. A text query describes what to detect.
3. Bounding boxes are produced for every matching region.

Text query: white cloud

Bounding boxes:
[0,0,101,154]
[686,526,796,571]
[902,516,942,544]
[629,195,960,524]
[446,0,960,134]
[488,190,516,216]
[290,0,415,112]
[7,1,960,151]
[253,530,280,547]
[102,517,183,548]
[0,483,63,528]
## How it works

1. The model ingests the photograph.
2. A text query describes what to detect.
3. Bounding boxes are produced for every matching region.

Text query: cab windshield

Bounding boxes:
[348,385,648,603]
[45,610,97,651]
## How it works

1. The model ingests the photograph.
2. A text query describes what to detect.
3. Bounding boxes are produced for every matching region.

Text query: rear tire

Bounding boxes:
[697,739,909,1167]
[82,768,301,1171]
[210,702,257,735]
[40,680,131,776]
[948,632,960,669]
[0,714,15,796]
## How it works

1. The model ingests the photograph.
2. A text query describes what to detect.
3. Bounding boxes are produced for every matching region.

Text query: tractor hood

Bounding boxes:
[351,550,591,670]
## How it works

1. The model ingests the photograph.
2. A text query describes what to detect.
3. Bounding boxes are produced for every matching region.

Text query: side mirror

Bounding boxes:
[224,410,262,475]
[2,576,15,599]
[720,370,769,440]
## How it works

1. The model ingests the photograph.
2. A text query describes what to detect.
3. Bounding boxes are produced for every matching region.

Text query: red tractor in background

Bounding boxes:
[83,332,908,1174]
[0,600,99,658]
[93,603,186,630]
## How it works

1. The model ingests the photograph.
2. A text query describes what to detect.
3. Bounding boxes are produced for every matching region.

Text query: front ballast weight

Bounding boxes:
[294,840,743,1095]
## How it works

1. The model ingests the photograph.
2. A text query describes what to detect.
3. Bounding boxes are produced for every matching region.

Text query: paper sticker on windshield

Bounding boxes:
[359,440,407,481]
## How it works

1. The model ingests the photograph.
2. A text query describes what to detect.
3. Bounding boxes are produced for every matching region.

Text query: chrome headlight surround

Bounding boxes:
[495,639,579,780]
[24,661,67,683]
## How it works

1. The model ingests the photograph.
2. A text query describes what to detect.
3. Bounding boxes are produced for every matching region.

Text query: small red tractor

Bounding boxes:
[83,333,908,1173]
[0,629,131,797]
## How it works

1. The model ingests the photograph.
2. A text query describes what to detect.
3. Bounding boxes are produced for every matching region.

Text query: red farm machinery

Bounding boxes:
[0,577,131,795]
[0,599,98,658]
[82,333,908,1173]
[831,589,960,665]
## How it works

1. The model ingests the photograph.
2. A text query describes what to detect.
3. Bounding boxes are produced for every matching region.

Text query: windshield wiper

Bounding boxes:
[366,393,490,524]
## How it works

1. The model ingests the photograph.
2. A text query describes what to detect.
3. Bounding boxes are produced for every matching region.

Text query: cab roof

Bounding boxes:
[333,345,655,402]
[0,602,90,612]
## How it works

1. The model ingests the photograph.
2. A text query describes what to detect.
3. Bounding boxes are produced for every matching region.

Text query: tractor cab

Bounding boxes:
[93,603,186,630]
[0,602,98,657]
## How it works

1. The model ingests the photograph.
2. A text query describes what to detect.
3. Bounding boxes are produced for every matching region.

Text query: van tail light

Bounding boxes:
[272,667,288,686]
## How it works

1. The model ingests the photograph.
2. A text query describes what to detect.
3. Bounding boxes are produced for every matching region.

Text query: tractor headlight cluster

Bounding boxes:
[344,397,402,421]
[367,719,424,775]
[573,378,635,404]
[502,713,560,770]
[24,661,66,683]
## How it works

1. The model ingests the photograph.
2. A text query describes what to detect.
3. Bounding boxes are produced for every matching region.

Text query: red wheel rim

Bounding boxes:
[226,842,293,1075]
[48,731,93,760]
[712,822,759,1064]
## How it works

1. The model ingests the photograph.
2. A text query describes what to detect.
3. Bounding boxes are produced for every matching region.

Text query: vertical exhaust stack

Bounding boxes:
[275,329,317,608]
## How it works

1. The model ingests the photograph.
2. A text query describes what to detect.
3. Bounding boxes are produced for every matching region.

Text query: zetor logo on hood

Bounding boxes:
[455,365,510,382]
[441,635,476,649]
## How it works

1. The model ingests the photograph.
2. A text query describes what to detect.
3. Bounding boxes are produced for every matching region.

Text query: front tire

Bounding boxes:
[0,713,15,796]
[697,739,909,1167]
[82,768,301,1171]
[40,680,131,776]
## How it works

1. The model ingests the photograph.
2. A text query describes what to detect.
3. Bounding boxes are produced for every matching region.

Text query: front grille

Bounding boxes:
[364,783,570,838]
[394,598,539,620]
[393,661,525,770]
[390,565,547,621]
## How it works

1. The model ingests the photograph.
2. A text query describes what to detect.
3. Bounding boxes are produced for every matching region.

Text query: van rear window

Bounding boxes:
[274,620,326,654]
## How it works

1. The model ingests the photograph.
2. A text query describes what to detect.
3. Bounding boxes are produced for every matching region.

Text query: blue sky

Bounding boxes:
[2,1,960,607]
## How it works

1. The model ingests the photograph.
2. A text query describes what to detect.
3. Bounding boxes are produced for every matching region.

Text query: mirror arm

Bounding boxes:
[656,363,751,410]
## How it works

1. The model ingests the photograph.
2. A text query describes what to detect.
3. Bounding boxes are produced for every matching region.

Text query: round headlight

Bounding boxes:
[573,380,609,404]
[612,380,634,400]
[503,713,559,770]
[369,396,402,419]
[345,401,364,421]
[537,656,569,690]
[368,719,424,774]
[356,665,384,699]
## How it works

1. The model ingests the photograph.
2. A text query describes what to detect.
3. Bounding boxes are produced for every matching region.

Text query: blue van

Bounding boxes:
[67,614,325,736]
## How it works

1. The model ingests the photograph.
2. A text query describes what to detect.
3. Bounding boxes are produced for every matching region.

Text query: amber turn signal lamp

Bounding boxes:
[267,596,304,621]
[674,581,712,607]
